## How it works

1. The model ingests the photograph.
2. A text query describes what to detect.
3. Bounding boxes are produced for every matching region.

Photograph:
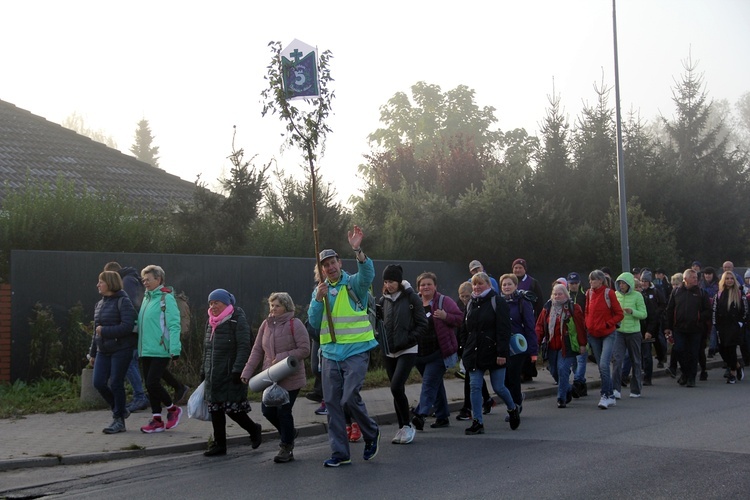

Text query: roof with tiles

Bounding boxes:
[0,99,198,212]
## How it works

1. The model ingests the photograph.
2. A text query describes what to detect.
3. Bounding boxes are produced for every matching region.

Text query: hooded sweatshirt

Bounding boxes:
[615,272,647,334]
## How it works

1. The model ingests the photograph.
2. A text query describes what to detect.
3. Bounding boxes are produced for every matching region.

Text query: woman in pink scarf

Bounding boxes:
[202,288,262,456]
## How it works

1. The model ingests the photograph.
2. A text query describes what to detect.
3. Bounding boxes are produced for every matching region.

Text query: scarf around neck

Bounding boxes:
[208,304,235,338]
[548,300,565,337]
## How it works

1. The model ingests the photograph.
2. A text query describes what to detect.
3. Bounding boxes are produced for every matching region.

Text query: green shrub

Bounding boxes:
[28,303,62,380]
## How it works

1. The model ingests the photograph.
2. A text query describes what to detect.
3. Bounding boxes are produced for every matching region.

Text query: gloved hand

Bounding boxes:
[232,372,243,385]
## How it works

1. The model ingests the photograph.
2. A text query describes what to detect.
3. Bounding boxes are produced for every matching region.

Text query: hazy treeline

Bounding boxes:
[2,59,749,282]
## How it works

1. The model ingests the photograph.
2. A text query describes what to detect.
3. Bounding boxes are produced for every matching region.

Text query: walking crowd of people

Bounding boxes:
[87,226,749,468]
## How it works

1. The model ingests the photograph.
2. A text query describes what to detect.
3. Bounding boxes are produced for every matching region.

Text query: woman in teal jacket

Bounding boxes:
[137,265,183,434]
[612,272,647,398]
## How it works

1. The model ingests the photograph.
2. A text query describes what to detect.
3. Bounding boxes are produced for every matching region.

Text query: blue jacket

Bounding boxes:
[90,290,137,356]
[307,257,378,361]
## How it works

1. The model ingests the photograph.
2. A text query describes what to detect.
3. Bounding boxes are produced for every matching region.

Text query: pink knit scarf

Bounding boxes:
[208,304,235,339]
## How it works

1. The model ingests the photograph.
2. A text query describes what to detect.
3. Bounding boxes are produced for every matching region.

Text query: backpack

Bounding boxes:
[159,287,192,342]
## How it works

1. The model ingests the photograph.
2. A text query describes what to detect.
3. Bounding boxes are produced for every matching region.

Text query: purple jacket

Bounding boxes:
[428,292,462,358]
[503,291,538,356]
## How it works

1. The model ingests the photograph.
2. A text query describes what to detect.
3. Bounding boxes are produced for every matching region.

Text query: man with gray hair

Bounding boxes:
[664,269,711,387]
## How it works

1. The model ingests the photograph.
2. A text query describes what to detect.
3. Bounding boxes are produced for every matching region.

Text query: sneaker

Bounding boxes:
[455,370,466,380]
[677,376,687,386]
[166,405,182,430]
[607,396,617,407]
[728,375,737,384]
[724,368,731,379]
[392,426,405,444]
[482,398,496,415]
[508,406,520,430]
[346,425,352,441]
[305,392,323,403]
[578,382,588,397]
[274,444,294,463]
[348,422,362,442]
[629,393,641,398]
[665,367,677,378]
[557,399,566,409]
[324,457,352,467]
[400,425,416,444]
[314,402,328,415]
[613,390,621,399]
[126,398,149,413]
[431,418,450,428]
[204,444,227,456]
[738,366,745,381]
[363,429,380,460]
[103,417,126,434]
[566,389,573,404]
[597,396,610,409]
[411,413,425,431]
[456,408,472,421]
[465,419,484,435]
[173,385,190,405]
[249,422,262,449]
[140,416,165,433]
[571,381,581,399]
[686,377,696,387]
[699,371,708,381]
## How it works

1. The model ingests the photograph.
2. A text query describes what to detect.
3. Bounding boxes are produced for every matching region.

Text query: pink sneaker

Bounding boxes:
[166,406,182,430]
[141,416,165,433]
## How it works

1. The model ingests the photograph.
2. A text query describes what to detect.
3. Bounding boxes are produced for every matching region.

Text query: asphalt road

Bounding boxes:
[2,374,749,499]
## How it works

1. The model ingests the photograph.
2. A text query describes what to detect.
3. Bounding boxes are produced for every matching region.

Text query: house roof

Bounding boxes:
[0,99,197,212]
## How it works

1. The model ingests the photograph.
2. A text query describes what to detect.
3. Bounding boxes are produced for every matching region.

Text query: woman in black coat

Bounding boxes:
[90,271,136,434]
[201,288,262,456]
[463,272,520,435]
[379,264,428,445]
[713,272,748,383]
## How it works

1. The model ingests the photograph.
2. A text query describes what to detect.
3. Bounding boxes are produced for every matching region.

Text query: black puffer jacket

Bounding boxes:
[90,290,137,356]
[462,290,511,371]
[202,307,253,403]
[380,287,428,355]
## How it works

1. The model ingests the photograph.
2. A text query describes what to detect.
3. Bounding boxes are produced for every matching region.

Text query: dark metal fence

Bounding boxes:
[10,250,467,382]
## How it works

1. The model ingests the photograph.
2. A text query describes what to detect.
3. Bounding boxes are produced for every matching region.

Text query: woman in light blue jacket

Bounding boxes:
[137,265,183,434]
[612,272,647,399]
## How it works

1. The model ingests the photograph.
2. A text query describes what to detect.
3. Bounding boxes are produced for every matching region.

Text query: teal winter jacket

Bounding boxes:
[138,286,182,358]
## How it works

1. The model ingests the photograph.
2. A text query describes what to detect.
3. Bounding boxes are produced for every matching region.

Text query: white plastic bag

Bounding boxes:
[187,381,211,421]
[262,382,290,407]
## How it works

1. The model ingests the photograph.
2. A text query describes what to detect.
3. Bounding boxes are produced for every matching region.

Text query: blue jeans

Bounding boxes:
[262,389,299,445]
[93,347,132,418]
[547,349,560,384]
[415,350,449,420]
[588,333,615,397]
[469,367,515,424]
[557,354,575,401]
[573,351,587,384]
[322,353,379,460]
[125,349,146,401]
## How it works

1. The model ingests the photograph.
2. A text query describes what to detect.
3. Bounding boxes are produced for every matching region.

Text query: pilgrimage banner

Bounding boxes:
[281,39,319,99]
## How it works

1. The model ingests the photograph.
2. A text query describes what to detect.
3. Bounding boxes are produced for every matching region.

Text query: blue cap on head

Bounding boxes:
[208,288,235,305]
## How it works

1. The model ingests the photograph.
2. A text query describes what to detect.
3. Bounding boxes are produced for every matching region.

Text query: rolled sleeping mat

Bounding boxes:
[509,333,528,356]
[248,355,299,392]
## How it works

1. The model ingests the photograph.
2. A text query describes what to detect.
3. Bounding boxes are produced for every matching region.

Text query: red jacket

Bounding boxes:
[584,286,624,338]
[536,301,587,357]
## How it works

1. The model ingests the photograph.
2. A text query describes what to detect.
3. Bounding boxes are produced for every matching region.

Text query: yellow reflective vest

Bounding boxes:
[320,287,375,345]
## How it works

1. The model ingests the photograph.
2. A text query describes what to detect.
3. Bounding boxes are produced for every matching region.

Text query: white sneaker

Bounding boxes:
[607,396,617,407]
[629,393,641,398]
[400,425,415,444]
[598,396,610,409]
[392,426,405,444]
[613,390,621,399]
